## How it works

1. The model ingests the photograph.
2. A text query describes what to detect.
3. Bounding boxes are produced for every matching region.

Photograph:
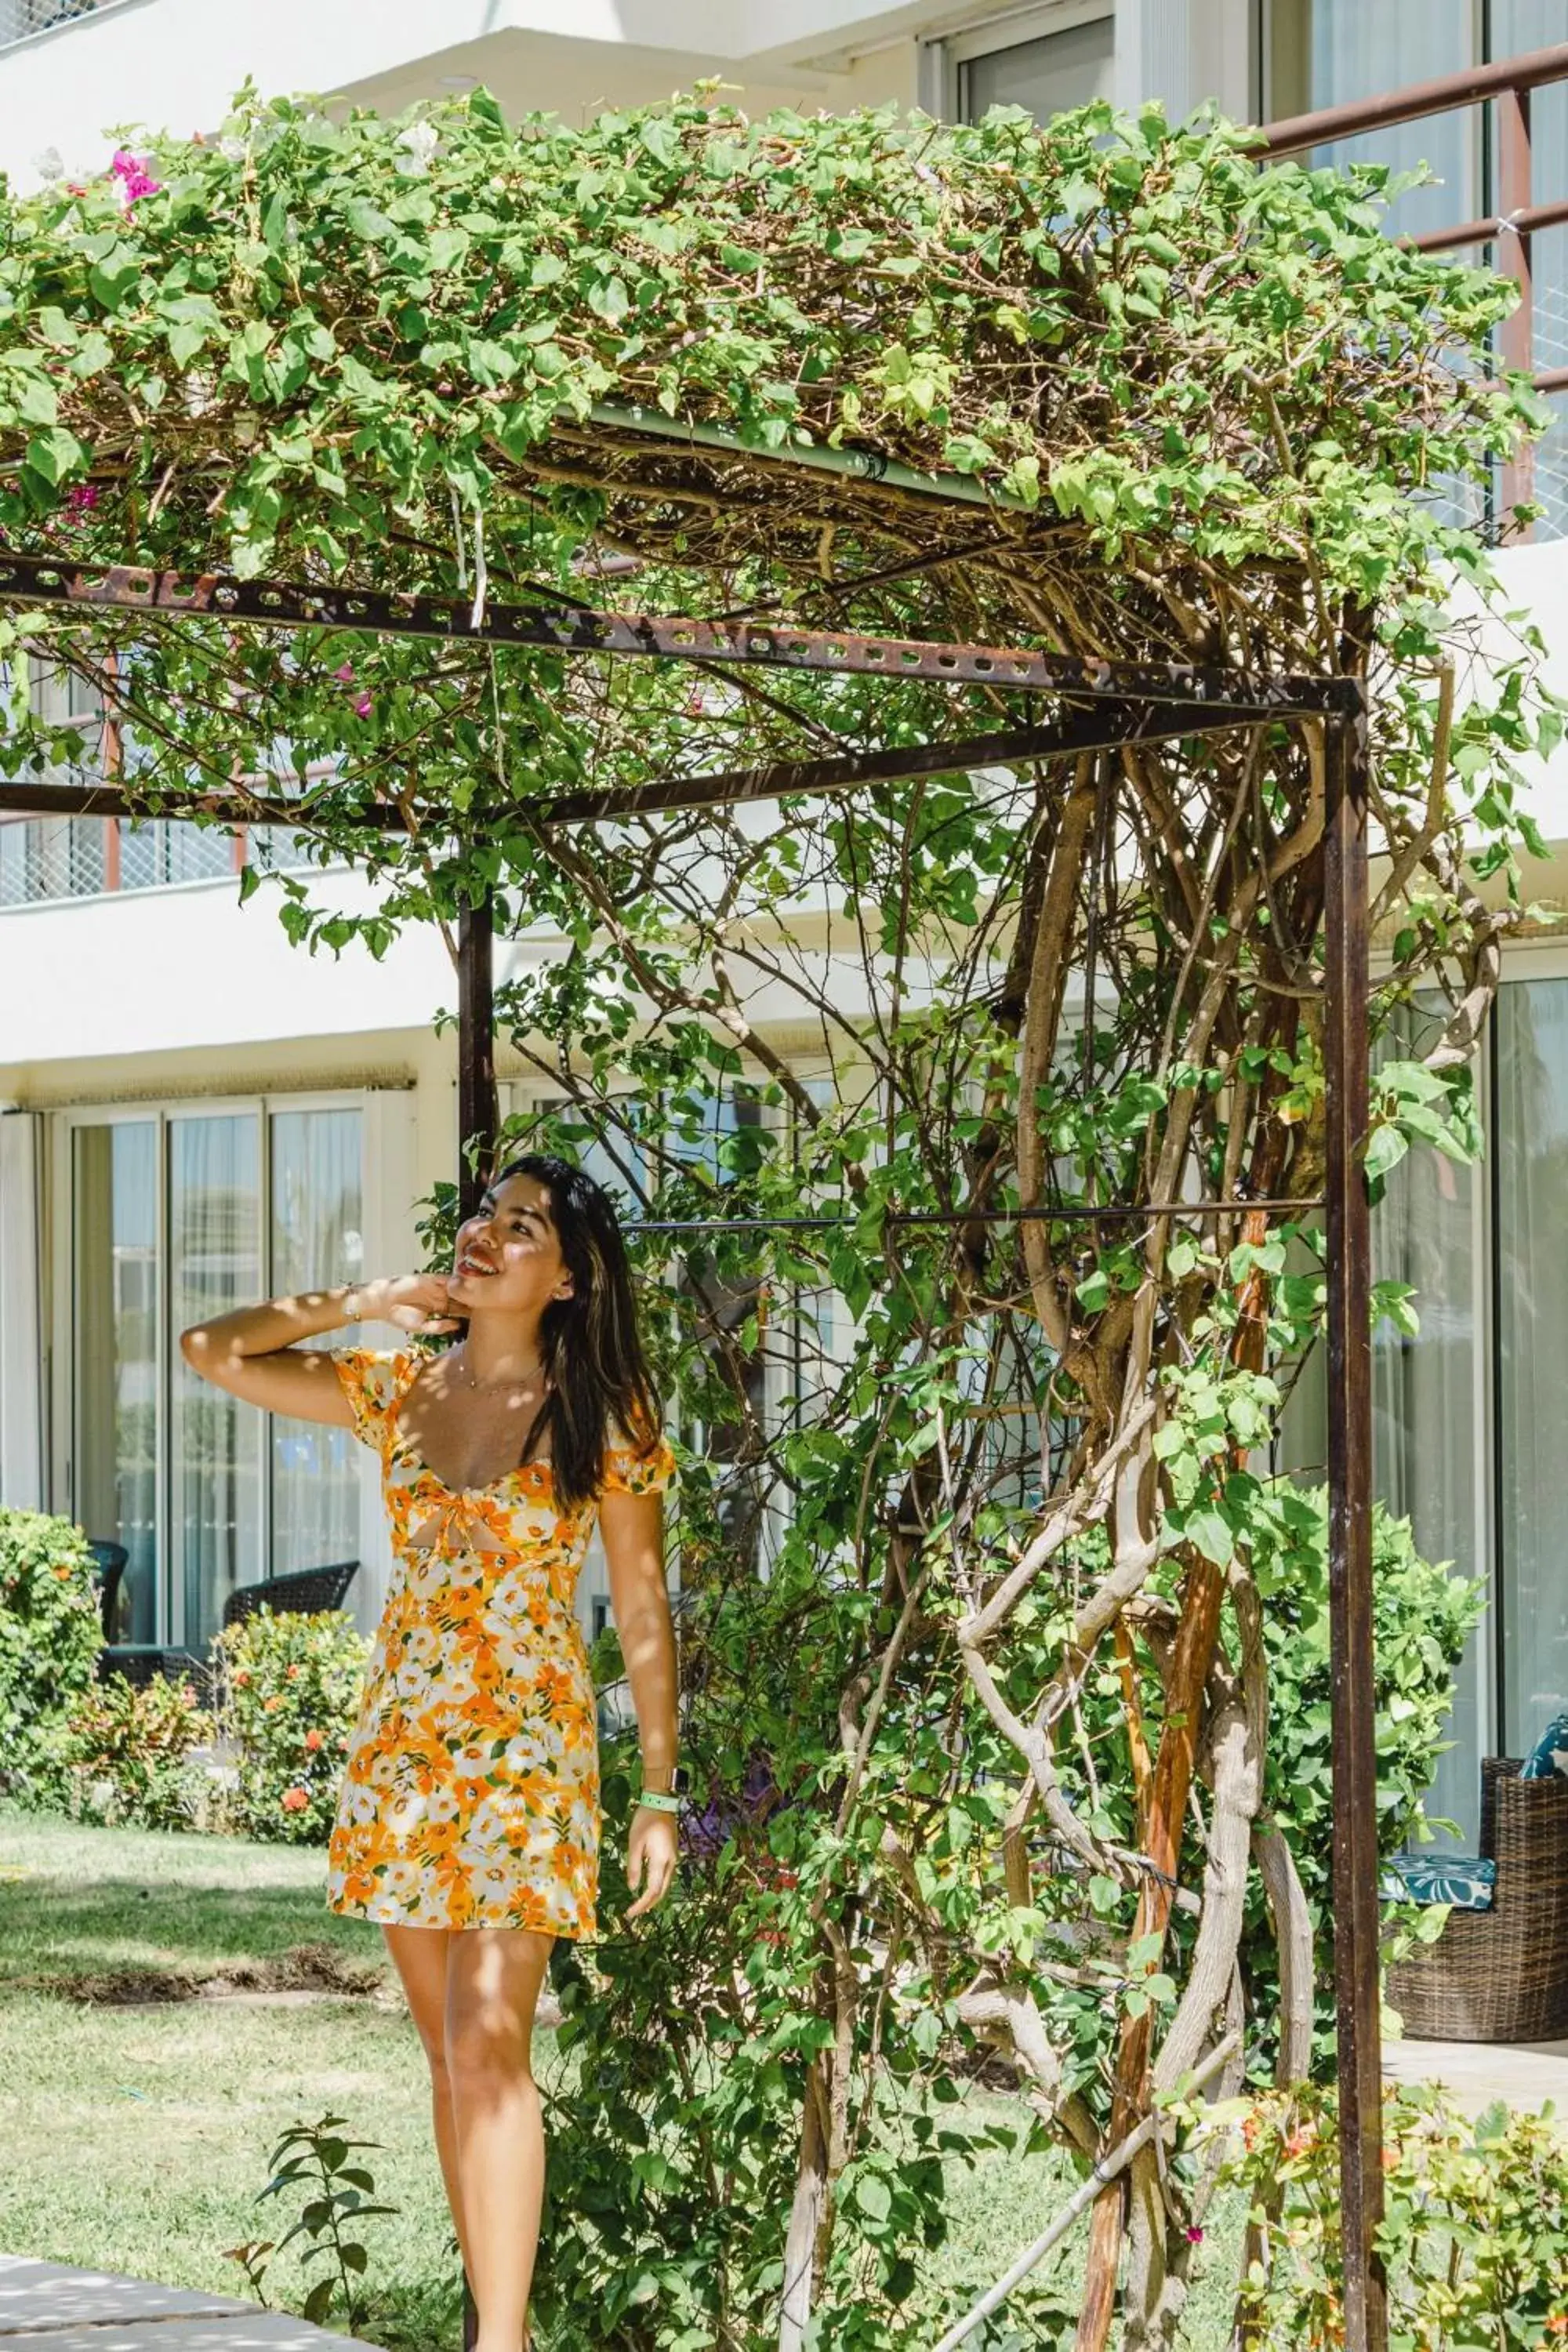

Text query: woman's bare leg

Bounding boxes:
[443,1927,554,2352]
[379,1924,476,2294]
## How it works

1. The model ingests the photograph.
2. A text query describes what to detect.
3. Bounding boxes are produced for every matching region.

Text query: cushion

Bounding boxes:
[1381,1853,1496,1911]
[1520,1711,1568,1781]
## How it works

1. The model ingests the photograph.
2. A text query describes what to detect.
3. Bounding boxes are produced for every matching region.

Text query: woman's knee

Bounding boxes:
[443,2005,535,2087]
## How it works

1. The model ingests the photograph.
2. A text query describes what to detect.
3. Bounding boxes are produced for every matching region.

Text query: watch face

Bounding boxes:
[670,1766,691,1798]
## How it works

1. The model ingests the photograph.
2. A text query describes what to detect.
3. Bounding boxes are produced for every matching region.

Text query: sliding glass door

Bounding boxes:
[69,1098,363,1651]
[72,1121,158,1642]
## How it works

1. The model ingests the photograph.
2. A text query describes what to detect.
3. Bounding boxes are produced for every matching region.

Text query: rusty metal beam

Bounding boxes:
[0,554,1363,714]
[1323,702,1387,2352]
[0,697,1308,838]
[1258,36,1568,157]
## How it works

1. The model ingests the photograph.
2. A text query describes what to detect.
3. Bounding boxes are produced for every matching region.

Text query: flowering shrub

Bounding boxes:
[58,1671,213,1832]
[0,1508,103,1811]
[214,1608,369,1846]
[1225,2082,1568,2349]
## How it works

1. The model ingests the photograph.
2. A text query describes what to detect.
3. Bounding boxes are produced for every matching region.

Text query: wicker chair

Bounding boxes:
[1386,1757,1568,2042]
[96,1643,212,1700]
[221,1559,359,1631]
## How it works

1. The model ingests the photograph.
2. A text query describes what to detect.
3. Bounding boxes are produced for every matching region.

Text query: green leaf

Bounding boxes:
[855,2172,892,2223]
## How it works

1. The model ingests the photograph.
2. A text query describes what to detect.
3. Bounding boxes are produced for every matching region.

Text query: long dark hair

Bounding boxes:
[492,1152,662,1513]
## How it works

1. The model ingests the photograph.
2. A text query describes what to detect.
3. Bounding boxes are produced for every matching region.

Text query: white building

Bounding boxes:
[0,0,1565,1843]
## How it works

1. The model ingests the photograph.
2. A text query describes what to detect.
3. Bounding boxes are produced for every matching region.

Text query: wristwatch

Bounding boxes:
[637,1764,689,1814]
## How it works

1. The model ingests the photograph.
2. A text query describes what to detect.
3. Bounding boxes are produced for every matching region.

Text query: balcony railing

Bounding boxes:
[1260,38,1568,539]
[0,0,116,49]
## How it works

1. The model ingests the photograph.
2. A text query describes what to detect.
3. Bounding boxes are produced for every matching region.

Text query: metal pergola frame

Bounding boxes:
[0,557,1386,2352]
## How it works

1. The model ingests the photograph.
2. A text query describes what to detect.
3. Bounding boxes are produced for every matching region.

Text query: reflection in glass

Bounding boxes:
[73,1123,158,1642]
[961,16,1116,125]
[270,1109,362,1579]
[170,1115,261,1647]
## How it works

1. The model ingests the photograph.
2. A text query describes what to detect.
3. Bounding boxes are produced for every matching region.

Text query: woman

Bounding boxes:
[181,1155,681,2352]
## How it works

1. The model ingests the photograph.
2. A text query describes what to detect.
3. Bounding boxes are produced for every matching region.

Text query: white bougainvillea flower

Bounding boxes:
[394,122,440,173]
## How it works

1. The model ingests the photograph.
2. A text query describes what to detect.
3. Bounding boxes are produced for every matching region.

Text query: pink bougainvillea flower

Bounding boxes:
[280,1786,310,1812]
[333,662,355,684]
[1185,2227,1204,2245]
[109,148,162,207]
[353,691,372,718]
[65,485,100,512]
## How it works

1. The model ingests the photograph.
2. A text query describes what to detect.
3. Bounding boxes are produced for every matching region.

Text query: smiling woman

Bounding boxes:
[177,1152,681,2352]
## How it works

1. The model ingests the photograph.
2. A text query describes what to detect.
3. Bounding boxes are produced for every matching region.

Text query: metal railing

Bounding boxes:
[0,0,112,48]
[1260,38,1568,535]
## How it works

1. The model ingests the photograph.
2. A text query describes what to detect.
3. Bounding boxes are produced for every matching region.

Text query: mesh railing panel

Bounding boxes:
[0,0,106,46]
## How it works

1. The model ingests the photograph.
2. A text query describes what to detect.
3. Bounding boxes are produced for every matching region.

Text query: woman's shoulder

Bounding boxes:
[601,1415,677,1495]
[331,1345,419,1446]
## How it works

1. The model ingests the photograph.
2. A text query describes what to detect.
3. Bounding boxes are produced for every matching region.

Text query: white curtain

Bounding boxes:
[1495,982,1568,1755]
[71,1121,159,1641]
[170,1114,261,1649]
[269,1108,362,1579]
[1270,1,1475,241]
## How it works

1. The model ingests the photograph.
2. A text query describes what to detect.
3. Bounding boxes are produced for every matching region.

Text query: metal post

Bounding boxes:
[1497,83,1535,532]
[457,891,498,1223]
[1323,703,1386,2352]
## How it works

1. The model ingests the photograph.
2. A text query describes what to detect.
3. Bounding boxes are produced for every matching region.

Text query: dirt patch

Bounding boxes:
[20,1940,388,2006]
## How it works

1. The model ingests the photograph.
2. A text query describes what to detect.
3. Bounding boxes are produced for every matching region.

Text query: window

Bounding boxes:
[956,6,1116,125]
[68,1100,363,1650]
[1261,0,1568,535]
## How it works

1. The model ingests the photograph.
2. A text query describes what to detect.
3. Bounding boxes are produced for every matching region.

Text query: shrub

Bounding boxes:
[214,1608,370,1846]
[1225,2082,1568,2347]
[1246,1483,1486,2064]
[58,1671,214,1831]
[0,1508,103,1810]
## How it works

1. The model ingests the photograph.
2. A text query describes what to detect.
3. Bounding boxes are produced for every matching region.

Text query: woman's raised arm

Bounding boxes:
[180,1274,459,1423]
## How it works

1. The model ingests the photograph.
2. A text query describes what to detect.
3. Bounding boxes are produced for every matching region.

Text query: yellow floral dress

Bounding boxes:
[324,1347,675,1938]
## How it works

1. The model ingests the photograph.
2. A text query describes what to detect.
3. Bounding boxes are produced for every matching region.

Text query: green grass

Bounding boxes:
[0,1801,1236,2350]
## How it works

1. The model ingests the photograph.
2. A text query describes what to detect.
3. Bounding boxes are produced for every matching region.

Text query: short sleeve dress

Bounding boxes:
[324,1347,675,1939]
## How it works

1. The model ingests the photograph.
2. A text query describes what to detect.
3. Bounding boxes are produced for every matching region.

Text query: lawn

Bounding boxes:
[0,1801,1239,2350]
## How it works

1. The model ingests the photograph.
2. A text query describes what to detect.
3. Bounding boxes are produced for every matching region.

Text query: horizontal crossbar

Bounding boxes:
[0,695,1331,837]
[0,554,1366,713]
[623,1199,1325,1233]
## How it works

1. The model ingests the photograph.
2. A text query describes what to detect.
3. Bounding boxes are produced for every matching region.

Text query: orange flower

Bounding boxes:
[304,1729,325,1751]
[280,1786,309,1812]
[263,1694,281,1712]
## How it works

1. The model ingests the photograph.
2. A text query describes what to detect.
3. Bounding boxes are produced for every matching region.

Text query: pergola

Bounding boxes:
[0,64,1516,2346]
[0,539,1385,2351]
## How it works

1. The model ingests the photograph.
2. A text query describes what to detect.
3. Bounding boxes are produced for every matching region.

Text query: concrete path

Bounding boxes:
[0,2256,383,2349]
[1383,2034,1568,2119]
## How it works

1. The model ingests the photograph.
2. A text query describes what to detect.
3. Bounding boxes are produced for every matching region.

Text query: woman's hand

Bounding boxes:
[357,1274,463,1335]
[625,1805,679,1919]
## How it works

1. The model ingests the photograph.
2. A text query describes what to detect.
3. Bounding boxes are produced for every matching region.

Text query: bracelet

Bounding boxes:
[636,1790,683,1815]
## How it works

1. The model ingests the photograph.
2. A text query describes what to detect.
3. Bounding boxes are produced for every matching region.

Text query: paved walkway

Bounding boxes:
[1383,2034,1568,2118]
[0,2256,383,2348]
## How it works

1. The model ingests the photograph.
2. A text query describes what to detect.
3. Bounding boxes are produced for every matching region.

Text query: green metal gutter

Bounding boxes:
[586,401,1036,514]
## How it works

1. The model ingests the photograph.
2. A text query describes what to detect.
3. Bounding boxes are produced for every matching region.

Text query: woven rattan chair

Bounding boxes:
[221,1559,359,1632]
[1386,1757,1568,2042]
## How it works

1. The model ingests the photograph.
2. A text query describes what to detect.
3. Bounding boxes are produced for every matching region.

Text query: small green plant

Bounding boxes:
[254,2111,401,2334]
[1225,2082,1568,2348]
[58,1671,214,1831]
[214,1607,370,1846]
[0,1508,106,1811]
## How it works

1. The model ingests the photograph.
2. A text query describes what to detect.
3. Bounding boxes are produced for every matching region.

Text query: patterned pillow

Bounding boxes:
[1520,1711,1568,1781]
[1380,1853,1496,1911]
